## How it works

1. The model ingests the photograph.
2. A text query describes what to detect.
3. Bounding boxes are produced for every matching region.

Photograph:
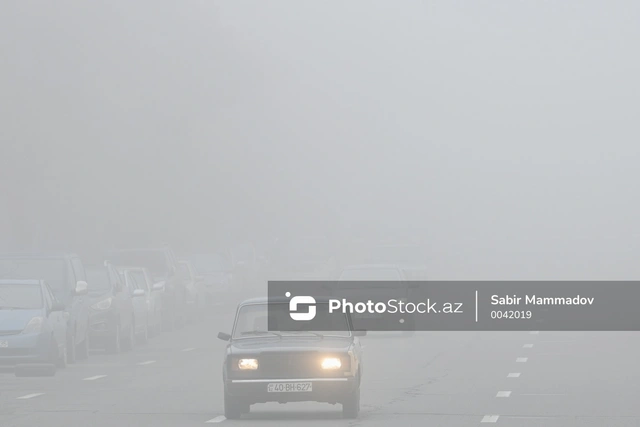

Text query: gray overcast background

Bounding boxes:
[2,1,640,279]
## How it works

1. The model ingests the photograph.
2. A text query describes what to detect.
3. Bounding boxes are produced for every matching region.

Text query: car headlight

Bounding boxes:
[321,357,342,370]
[22,317,43,334]
[91,297,113,310]
[238,358,259,370]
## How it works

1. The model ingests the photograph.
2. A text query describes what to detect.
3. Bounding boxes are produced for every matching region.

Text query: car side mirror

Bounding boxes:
[352,330,367,337]
[217,332,231,341]
[50,302,66,312]
[132,289,145,297]
[152,282,165,292]
[75,281,88,296]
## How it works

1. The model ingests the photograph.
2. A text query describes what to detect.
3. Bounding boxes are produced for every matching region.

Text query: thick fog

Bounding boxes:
[2,0,640,277]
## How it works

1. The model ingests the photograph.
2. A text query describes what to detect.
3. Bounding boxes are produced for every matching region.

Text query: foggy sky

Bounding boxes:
[2,1,640,279]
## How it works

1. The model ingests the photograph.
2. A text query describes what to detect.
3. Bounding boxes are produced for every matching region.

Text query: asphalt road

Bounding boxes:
[1,297,639,426]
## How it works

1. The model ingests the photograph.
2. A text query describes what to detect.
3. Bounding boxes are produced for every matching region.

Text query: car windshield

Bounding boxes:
[0,283,43,309]
[189,253,231,274]
[339,268,403,281]
[0,259,68,295]
[369,246,425,264]
[85,268,112,295]
[107,251,169,277]
[233,303,350,338]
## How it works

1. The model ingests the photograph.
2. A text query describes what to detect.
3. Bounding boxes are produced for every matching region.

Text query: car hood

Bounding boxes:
[0,308,43,333]
[229,336,352,355]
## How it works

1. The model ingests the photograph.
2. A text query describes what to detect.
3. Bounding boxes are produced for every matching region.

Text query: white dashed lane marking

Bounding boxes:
[496,391,512,398]
[16,393,44,400]
[523,344,534,348]
[205,415,226,423]
[516,357,528,363]
[481,415,500,423]
[181,348,196,352]
[137,360,156,365]
[529,331,539,335]
[507,373,521,378]
[83,375,107,381]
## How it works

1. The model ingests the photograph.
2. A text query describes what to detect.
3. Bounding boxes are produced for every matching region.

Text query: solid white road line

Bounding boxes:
[137,360,156,365]
[83,375,107,381]
[481,415,500,423]
[205,416,226,423]
[507,373,521,378]
[181,348,196,352]
[523,344,534,348]
[496,391,512,398]
[16,393,44,400]
[516,357,528,363]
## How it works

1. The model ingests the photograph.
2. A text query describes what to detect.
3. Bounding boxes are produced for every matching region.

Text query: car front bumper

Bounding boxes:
[0,333,52,366]
[225,377,358,404]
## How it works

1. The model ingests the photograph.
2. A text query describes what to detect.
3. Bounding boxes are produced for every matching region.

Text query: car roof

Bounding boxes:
[239,296,334,306]
[0,279,45,285]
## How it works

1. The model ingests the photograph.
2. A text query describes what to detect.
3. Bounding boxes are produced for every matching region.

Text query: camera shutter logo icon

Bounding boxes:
[286,292,316,321]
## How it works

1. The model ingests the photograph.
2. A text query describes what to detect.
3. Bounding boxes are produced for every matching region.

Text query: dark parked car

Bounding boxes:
[0,279,67,375]
[106,246,187,330]
[85,262,135,353]
[0,253,91,363]
[217,297,365,419]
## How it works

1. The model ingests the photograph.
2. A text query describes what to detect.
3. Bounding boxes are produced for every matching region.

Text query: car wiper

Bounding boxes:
[240,330,282,338]
[283,331,325,339]
[0,306,19,310]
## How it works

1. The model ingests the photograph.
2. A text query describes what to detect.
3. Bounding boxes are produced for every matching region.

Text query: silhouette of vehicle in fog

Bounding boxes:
[118,266,163,338]
[85,262,136,353]
[268,236,339,280]
[177,260,204,319]
[368,244,428,280]
[106,246,187,331]
[186,251,234,306]
[217,297,365,419]
[0,253,91,364]
[338,264,415,333]
[0,279,67,376]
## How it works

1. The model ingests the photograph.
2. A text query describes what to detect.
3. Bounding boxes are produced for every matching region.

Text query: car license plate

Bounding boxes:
[267,382,312,393]
[0,340,8,348]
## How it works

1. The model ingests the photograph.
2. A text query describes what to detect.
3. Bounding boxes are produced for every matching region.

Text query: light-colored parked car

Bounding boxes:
[178,260,204,320]
[120,266,163,338]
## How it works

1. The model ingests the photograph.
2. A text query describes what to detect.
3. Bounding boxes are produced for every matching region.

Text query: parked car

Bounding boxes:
[186,251,234,306]
[0,253,91,363]
[217,297,365,419]
[0,279,67,375]
[106,246,187,331]
[177,260,204,319]
[85,262,135,353]
[119,266,163,338]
